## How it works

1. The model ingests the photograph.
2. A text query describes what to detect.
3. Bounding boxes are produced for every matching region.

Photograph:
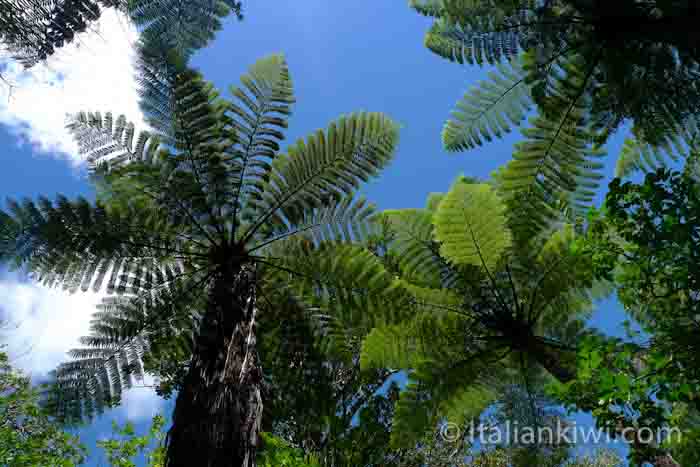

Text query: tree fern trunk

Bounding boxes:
[525,337,577,383]
[165,266,263,467]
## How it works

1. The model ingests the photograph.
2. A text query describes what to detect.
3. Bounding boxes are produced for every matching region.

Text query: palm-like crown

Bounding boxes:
[0,54,399,423]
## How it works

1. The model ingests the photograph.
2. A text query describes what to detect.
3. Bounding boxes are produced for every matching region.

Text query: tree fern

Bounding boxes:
[300,180,602,448]
[414,0,700,192]
[1,54,399,466]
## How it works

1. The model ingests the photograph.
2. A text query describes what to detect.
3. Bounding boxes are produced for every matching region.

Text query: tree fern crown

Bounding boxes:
[0,54,399,423]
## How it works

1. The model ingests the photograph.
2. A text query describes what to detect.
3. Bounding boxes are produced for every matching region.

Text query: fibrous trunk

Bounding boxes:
[166,266,263,467]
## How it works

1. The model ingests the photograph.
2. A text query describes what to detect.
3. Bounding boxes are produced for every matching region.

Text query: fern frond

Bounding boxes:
[524,225,596,326]
[403,282,465,314]
[0,196,186,293]
[252,196,376,253]
[228,54,295,233]
[378,208,459,289]
[130,0,242,61]
[136,47,230,151]
[48,279,200,423]
[495,54,606,240]
[50,336,148,423]
[360,310,468,371]
[615,119,700,177]
[424,19,521,66]
[433,181,512,270]
[243,112,399,242]
[390,357,501,448]
[502,116,605,212]
[274,242,402,314]
[98,64,245,239]
[67,112,160,167]
[409,0,444,17]
[443,57,532,151]
[270,242,407,359]
[1,0,105,67]
[360,307,499,448]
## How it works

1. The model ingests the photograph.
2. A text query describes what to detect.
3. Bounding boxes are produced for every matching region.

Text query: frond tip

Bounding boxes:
[443,58,532,151]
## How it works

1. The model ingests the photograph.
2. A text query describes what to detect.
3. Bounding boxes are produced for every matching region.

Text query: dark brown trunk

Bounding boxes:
[165,266,262,467]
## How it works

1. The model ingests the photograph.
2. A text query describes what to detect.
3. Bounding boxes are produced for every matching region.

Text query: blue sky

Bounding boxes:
[0,1,636,464]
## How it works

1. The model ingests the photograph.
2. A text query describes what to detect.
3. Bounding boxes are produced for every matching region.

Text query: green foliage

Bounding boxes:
[0,0,242,67]
[547,333,678,465]
[258,433,319,467]
[585,160,700,390]
[0,351,86,466]
[434,180,512,269]
[497,53,606,231]
[47,287,197,422]
[0,52,398,465]
[443,57,532,151]
[411,0,525,66]
[562,160,700,464]
[258,284,399,466]
[97,415,166,467]
[469,448,622,467]
[130,0,242,62]
[0,0,106,66]
[67,111,161,168]
[664,404,700,467]
[317,178,602,447]
[413,0,700,197]
[615,122,698,178]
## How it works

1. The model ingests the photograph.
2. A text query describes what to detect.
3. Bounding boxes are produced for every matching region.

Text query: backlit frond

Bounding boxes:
[434,181,512,270]
[228,54,295,230]
[244,112,399,242]
[0,196,183,294]
[443,57,532,151]
[424,19,521,66]
[379,208,459,289]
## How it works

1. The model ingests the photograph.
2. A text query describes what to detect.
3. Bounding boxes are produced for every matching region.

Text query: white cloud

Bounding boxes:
[0,273,163,420]
[0,9,162,419]
[0,9,144,165]
[0,274,101,375]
